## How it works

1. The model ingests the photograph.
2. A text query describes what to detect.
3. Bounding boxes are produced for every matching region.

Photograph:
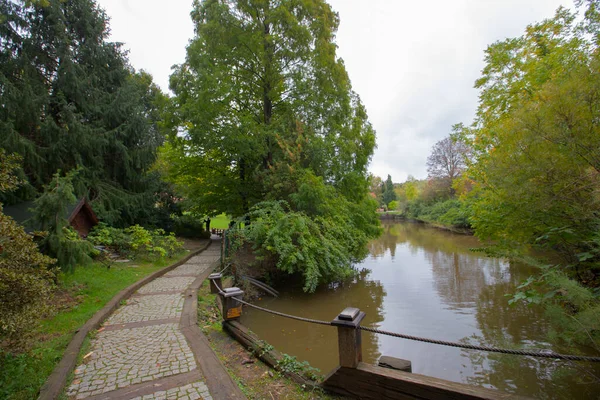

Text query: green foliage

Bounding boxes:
[88,223,183,260]
[172,214,210,239]
[403,198,472,229]
[276,353,321,381]
[161,0,380,287]
[381,174,397,206]
[387,200,398,211]
[0,153,56,341]
[0,150,22,193]
[29,171,95,272]
[454,1,600,352]
[508,266,600,348]
[465,3,600,265]
[230,184,380,292]
[0,0,169,227]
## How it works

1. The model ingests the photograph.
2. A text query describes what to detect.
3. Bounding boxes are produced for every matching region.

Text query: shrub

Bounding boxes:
[0,150,57,339]
[0,206,57,340]
[89,224,184,260]
[172,214,209,238]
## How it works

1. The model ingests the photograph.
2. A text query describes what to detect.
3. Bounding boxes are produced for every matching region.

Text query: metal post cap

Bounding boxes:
[208,273,222,279]
[222,287,244,298]
[331,307,365,327]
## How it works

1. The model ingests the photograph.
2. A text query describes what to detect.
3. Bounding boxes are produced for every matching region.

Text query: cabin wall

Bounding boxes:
[70,208,97,237]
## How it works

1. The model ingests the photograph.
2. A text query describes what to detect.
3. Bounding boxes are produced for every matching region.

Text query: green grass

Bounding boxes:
[210,213,230,229]
[0,251,190,400]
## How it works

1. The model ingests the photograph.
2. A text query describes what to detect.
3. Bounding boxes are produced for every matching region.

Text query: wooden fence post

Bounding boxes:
[219,287,244,321]
[208,273,222,294]
[331,307,366,368]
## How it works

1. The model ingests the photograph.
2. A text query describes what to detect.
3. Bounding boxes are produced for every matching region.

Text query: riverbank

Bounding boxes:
[240,220,600,399]
[197,279,340,399]
[378,212,473,235]
[0,239,208,400]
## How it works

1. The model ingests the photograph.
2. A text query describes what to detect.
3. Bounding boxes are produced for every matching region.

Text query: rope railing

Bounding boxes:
[211,280,600,363]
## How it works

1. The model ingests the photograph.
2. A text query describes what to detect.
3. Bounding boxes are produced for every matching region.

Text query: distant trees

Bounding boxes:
[381,174,397,207]
[426,129,471,196]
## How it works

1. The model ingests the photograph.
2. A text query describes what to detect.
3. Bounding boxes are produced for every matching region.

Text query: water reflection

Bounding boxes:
[241,221,600,398]
[240,268,385,374]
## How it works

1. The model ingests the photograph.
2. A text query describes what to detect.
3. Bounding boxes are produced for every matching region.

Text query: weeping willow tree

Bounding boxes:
[0,0,168,227]
[162,0,380,291]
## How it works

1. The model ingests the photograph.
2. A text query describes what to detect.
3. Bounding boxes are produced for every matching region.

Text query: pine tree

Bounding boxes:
[0,0,167,227]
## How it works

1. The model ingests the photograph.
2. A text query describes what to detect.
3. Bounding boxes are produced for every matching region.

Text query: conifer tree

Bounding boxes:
[0,0,167,227]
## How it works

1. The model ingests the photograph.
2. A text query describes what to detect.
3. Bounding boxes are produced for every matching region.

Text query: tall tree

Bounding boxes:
[0,0,167,227]
[163,0,380,290]
[465,3,600,267]
[381,174,397,206]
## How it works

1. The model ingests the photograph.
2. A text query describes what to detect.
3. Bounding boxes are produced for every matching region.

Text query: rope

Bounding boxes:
[358,327,600,362]
[210,281,600,362]
[235,297,333,326]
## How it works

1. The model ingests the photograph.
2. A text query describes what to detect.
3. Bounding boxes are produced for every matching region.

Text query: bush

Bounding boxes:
[0,151,56,340]
[172,214,209,238]
[0,206,56,340]
[89,223,184,260]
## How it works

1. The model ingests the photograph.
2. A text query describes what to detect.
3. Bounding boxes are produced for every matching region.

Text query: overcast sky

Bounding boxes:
[96,0,570,182]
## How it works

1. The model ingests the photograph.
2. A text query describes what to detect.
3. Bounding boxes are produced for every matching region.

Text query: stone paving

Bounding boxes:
[130,382,212,400]
[137,277,197,294]
[165,264,216,277]
[67,242,222,400]
[104,294,184,325]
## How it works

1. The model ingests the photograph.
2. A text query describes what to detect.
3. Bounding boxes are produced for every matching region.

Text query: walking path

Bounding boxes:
[65,240,245,400]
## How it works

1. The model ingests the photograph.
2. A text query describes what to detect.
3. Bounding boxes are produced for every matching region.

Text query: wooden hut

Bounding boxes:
[3,197,99,237]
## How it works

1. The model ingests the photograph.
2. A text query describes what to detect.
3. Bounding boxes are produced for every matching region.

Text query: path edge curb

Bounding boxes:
[38,240,213,400]
[180,260,247,399]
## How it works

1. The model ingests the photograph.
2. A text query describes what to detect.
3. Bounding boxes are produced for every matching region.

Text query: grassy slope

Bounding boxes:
[211,213,230,229]
[0,252,190,400]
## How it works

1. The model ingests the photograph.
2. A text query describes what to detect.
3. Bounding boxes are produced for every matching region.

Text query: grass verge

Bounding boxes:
[210,213,230,229]
[0,250,194,400]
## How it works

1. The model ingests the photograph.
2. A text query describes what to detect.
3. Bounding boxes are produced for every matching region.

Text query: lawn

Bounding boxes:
[0,251,192,400]
[210,213,230,229]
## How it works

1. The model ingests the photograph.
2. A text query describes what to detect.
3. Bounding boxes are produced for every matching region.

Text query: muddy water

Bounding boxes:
[240,221,600,399]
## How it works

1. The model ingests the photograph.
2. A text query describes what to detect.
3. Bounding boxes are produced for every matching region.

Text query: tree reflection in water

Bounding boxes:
[240,267,386,374]
[463,270,600,399]
[242,221,600,398]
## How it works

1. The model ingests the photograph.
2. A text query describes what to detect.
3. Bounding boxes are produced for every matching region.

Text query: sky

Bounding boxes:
[96,0,570,182]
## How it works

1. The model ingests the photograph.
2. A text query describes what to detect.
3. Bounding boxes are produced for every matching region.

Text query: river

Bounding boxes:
[240,221,600,399]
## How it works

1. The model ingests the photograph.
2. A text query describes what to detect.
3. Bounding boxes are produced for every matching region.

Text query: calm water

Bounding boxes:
[241,221,600,399]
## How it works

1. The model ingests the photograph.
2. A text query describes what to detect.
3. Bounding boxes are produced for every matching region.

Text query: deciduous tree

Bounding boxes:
[162,0,380,290]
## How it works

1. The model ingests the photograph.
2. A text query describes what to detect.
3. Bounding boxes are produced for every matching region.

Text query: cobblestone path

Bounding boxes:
[67,243,222,400]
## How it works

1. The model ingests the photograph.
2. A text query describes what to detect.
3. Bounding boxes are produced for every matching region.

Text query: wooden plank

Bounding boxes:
[322,363,530,400]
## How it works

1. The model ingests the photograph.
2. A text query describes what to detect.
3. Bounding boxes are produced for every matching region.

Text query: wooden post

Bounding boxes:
[331,307,365,368]
[220,287,244,321]
[208,273,223,294]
